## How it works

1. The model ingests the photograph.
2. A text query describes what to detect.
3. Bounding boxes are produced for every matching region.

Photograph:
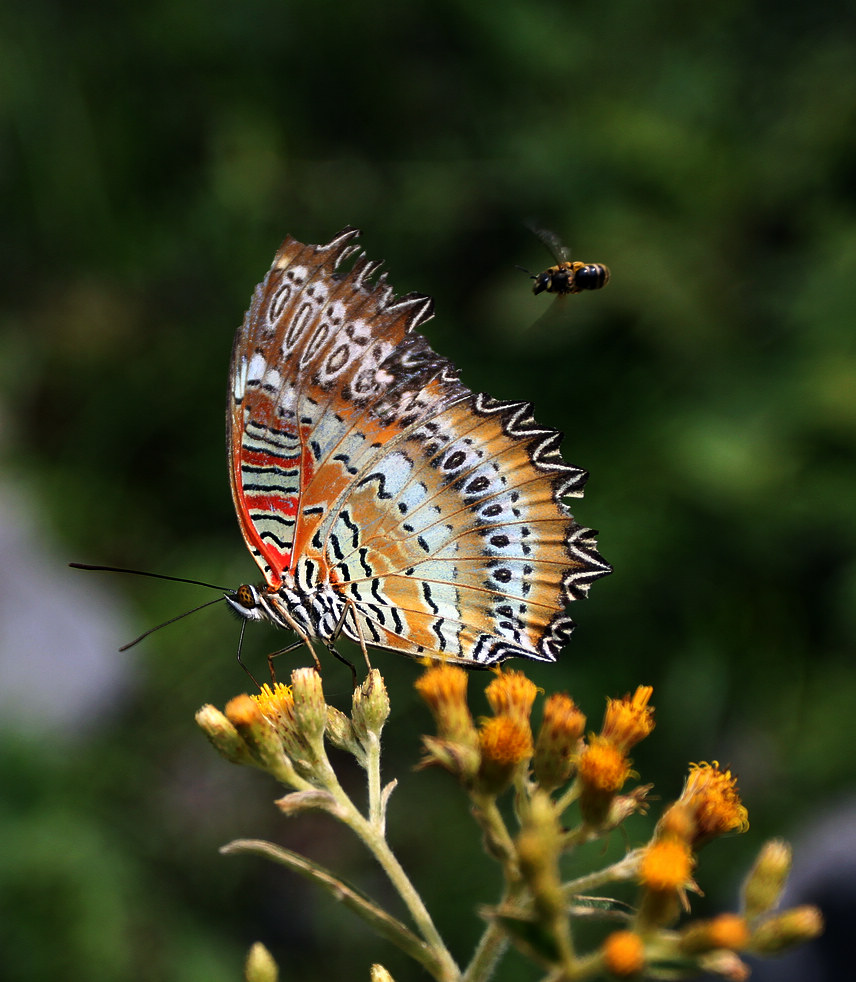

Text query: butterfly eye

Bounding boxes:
[235,584,258,609]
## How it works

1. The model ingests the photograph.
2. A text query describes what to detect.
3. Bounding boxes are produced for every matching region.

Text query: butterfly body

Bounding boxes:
[227,228,610,667]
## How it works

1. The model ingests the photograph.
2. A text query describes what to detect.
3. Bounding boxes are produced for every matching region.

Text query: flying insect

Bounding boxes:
[526,225,610,296]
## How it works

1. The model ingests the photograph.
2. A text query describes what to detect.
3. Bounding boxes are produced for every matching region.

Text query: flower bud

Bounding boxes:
[533,692,586,790]
[290,667,328,742]
[697,949,749,981]
[679,914,749,954]
[225,694,287,772]
[352,669,390,742]
[748,905,824,954]
[741,838,792,922]
[195,704,254,765]
[325,705,365,761]
[245,941,278,982]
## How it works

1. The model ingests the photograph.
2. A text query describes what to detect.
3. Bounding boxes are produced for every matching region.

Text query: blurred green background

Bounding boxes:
[2,1,855,979]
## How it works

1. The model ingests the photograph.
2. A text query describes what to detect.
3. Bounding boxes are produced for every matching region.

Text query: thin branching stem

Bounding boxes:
[462,881,527,982]
[313,741,460,981]
[563,850,643,898]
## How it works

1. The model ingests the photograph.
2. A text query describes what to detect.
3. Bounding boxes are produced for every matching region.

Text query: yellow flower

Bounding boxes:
[602,930,645,976]
[680,762,749,847]
[227,691,270,727]
[578,735,631,793]
[577,736,633,828]
[252,682,316,768]
[476,715,533,794]
[223,693,291,777]
[415,664,477,745]
[601,685,655,751]
[254,682,297,732]
[655,802,696,843]
[639,838,695,893]
[637,838,697,929]
[707,913,750,950]
[485,669,539,724]
[479,715,533,764]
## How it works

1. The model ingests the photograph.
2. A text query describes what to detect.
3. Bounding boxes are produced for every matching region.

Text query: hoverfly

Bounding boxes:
[526,225,610,296]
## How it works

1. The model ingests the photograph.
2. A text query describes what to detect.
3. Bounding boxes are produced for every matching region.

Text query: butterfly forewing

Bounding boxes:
[228,227,610,666]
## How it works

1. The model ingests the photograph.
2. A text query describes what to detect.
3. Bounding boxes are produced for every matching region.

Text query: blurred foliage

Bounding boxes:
[1,0,855,980]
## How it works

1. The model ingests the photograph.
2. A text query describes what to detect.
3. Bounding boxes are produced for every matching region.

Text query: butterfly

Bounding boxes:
[224,227,610,668]
[526,225,610,296]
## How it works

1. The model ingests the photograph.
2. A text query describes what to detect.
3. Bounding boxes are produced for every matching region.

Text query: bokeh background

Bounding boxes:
[2,1,855,980]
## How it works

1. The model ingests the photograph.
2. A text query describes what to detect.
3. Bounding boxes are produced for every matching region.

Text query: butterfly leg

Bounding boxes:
[317,601,368,688]
[324,644,358,688]
[341,599,373,672]
[267,634,322,681]
[235,616,312,687]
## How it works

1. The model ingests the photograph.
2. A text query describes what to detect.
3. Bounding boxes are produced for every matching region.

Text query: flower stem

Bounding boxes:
[563,849,642,898]
[365,729,384,832]
[314,742,460,981]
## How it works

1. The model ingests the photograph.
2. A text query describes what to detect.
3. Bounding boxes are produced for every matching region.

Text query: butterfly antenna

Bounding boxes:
[70,562,235,651]
[69,563,230,592]
[118,596,228,651]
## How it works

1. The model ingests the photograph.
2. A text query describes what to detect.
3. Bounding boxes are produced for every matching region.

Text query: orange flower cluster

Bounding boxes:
[194,664,823,982]
[577,686,655,827]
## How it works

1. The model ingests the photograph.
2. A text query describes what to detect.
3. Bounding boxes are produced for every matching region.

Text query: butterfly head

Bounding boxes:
[226,583,265,621]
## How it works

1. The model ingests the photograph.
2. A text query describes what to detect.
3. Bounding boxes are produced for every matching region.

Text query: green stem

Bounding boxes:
[462,793,526,982]
[462,882,527,982]
[222,838,448,978]
[364,730,384,831]
[563,849,642,898]
[314,742,460,981]
[462,922,509,982]
[470,794,518,869]
[553,780,581,817]
[347,800,459,980]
